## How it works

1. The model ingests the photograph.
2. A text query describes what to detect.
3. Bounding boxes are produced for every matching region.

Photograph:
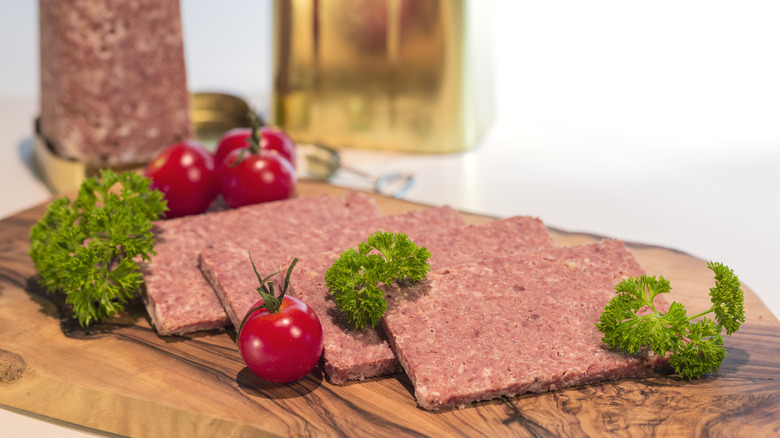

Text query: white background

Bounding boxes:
[1,1,778,436]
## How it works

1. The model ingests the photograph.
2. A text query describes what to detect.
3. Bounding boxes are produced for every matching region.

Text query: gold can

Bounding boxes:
[271,0,494,153]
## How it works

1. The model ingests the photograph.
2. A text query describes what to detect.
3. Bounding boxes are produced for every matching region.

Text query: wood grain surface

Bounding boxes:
[1,181,778,437]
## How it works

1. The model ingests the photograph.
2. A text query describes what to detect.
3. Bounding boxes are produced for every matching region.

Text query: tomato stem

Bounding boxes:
[247,110,264,154]
[228,111,265,168]
[236,254,300,343]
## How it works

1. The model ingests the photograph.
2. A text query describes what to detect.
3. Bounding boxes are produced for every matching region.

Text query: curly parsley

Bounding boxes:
[29,169,167,327]
[596,262,745,379]
[324,231,431,329]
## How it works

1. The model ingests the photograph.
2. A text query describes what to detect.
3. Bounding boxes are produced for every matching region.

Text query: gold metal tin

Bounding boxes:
[33,118,146,195]
[190,92,252,151]
[271,0,494,153]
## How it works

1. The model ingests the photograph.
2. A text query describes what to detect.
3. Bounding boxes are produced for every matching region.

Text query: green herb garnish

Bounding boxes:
[324,231,431,329]
[29,169,167,327]
[596,262,745,379]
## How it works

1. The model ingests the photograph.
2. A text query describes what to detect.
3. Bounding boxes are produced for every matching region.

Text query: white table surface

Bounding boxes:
[2,1,778,436]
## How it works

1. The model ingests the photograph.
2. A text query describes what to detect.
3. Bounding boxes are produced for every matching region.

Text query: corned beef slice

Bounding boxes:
[141,193,381,335]
[420,216,554,269]
[287,216,556,384]
[380,240,670,410]
[199,206,467,331]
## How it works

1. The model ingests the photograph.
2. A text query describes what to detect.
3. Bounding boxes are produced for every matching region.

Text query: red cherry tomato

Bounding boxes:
[214,126,296,169]
[144,140,218,218]
[237,295,323,383]
[218,148,296,208]
[214,127,252,168]
[258,127,296,169]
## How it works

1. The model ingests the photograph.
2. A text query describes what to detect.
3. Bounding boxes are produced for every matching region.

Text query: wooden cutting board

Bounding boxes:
[1,181,778,437]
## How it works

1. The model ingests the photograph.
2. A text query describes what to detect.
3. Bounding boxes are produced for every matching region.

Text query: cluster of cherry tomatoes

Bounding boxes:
[145,124,323,384]
[145,124,297,219]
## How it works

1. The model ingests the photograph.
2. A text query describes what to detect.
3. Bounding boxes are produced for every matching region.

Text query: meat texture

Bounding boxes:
[286,215,556,384]
[141,193,381,335]
[380,239,669,410]
[289,252,402,384]
[199,206,466,332]
[39,0,191,165]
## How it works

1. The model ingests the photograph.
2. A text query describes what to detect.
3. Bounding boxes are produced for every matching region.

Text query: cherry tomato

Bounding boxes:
[218,148,296,208]
[214,126,296,169]
[214,127,252,168]
[144,140,218,218]
[258,127,296,169]
[237,295,323,383]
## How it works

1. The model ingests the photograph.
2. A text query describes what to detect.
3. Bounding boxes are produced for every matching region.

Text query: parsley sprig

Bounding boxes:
[596,262,745,379]
[29,169,167,327]
[324,231,431,329]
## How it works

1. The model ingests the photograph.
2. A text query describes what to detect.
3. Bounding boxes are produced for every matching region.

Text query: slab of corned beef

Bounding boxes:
[288,216,556,384]
[198,206,466,332]
[140,193,381,336]
[380,239,670,410]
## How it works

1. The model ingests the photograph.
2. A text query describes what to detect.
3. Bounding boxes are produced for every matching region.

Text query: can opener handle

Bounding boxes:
[302,144,415,199]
